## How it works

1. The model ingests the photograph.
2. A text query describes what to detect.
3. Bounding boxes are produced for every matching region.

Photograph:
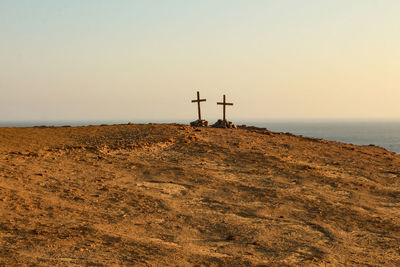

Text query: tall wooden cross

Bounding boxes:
[217,94,233,122]
[191,91,206,121]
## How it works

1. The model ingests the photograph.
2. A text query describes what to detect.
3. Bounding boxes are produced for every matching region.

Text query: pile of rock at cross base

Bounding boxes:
[190,120,209,127]
[212,119,237,129]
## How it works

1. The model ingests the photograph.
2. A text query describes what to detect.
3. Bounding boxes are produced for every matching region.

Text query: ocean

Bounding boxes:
[1,120,400,154]
[241,120,400,154]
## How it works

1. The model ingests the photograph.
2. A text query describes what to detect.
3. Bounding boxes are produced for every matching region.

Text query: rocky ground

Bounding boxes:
[0,123,400,266]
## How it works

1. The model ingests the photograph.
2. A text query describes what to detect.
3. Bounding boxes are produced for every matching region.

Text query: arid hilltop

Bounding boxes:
[1,123,400,266]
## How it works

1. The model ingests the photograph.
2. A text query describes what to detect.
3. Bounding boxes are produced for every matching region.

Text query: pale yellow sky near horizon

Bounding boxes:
[1,1,399,122]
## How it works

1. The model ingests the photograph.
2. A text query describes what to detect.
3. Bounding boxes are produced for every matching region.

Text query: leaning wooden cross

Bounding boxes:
[191,91,206,121]
[212,94,236,128]
[190,91,209,127]
[217,94,233,122]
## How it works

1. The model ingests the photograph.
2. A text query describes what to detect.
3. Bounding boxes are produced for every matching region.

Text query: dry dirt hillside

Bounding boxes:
[0,123,400,266]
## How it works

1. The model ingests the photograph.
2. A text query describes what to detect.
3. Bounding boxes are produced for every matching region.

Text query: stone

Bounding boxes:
[211,119,237,129]
[190,120,209,127]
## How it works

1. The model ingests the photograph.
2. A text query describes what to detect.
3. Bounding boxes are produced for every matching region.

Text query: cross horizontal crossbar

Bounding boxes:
[217,102,233,105]
[192,99,206,103]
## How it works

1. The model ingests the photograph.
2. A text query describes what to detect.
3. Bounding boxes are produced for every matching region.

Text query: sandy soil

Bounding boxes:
[0,123,400,266]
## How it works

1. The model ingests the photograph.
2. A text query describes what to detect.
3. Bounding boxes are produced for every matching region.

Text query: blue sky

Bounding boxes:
[1,1,400,122]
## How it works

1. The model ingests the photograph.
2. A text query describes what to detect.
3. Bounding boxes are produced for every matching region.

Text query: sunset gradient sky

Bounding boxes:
[1,0,399,122]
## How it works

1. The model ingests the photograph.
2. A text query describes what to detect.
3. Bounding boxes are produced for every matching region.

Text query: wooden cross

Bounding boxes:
[191,91,206,120]
[217,94,233,122]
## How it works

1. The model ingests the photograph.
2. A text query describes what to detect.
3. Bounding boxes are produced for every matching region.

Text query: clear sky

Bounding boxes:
[1,0,399,122]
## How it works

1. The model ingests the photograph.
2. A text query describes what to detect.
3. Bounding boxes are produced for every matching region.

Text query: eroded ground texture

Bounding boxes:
[1,124,400,266]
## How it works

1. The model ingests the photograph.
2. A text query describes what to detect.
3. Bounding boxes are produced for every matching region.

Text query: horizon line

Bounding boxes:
[1,117,400,127]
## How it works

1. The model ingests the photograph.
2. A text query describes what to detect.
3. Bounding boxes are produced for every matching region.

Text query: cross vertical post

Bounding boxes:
[223,95,226,121]
[191,91,206,121]
[197,91,201,120]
